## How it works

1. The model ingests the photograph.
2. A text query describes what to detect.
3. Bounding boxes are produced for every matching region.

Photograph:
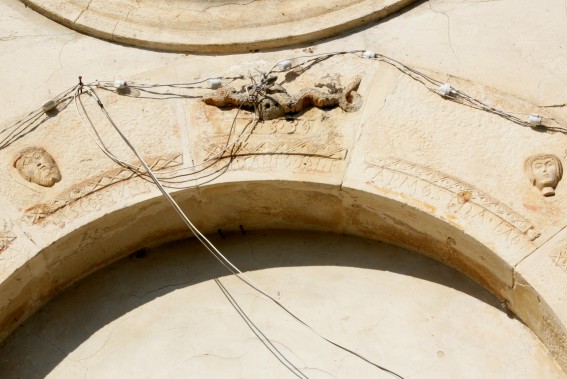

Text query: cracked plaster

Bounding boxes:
[1,231,565,378]
[1,0,567,377]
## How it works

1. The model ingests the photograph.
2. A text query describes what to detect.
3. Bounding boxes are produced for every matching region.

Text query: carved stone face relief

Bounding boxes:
[525,154,563,197]
[14,147,61,187]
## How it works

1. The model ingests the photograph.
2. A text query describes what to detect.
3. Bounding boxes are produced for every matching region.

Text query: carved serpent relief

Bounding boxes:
[13,147,61,187]
[194,77,353,176]
[364,157,540,245]
[202,75,362,120]
[525,154,563,197]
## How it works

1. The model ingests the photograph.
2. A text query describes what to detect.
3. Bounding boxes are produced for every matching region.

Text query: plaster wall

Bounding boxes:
[1,0,567,376]
[1,231,565,378]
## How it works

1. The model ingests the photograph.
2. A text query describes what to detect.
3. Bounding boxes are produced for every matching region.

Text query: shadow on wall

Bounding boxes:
[0,229,503,378]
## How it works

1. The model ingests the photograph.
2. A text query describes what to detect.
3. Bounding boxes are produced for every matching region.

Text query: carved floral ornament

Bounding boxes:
[525,154,563,197]
[13,147,61,187]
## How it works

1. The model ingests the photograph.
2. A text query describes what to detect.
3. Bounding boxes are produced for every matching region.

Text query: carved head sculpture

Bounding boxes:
[525,154,563,197]
[14,147,61,187]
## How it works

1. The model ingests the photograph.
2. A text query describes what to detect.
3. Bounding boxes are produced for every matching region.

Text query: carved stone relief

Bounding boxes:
[201,136,348,174]
[550,249,567,272]
[192,74,354,178]
[24,154,183,225]
[0,230,16,254]
[202,75,362,120]
[364,157,539,247]
[13,147,61,187]
[525,154,563,197]
[0,219,16,254]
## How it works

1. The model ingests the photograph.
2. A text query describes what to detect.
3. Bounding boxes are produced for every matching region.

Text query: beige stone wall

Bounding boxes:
[1,0,567,375]
[1,231,565,378]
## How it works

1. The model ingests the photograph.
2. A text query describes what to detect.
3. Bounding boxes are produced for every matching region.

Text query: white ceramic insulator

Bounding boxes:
[42,99,56,112]
[277,60,292,71]
[208,78,222,89]
[363,50,376,59]
[439,83,453,96]
[528,114,543,125]
[114,80,127,89]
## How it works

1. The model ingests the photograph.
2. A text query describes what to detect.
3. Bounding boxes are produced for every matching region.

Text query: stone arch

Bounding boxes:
[1,179,565,370]
[19,0,418,53]
[2,0,567,375]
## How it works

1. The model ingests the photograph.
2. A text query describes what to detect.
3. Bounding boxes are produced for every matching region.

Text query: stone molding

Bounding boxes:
[20,0,417,53]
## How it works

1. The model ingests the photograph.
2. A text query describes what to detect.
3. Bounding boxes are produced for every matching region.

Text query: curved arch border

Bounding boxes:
[20,0,417,53]
[1,179,566,371]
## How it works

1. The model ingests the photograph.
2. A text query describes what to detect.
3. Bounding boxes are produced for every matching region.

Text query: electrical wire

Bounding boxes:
[74,86,260,188]
[215,278,310,379]
[266,50,364,77]
[366,52,567,132]
[5,50,566,379]
[4,49,567,153]
[85,87,263,287]
[80,86,406,379]
[0,85,78,150]
[94,76,245,100]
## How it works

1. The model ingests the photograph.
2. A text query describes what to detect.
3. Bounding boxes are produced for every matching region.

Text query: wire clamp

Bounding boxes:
[41,99,56,113]
[277,59,292,71]
[208,78,222,89]
[363,50,376,59]
[113,80,128,90]
[439,83,454,97]
[528,114,543,126]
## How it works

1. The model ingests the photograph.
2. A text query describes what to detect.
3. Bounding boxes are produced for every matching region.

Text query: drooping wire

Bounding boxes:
[265,50,364,77]
[215,278,310,379]
[94,76,245,100]
[79,86,406,379]
[5,49,565,379]
[0,84,78,150]
[75,86,259,188]
[83,87,263,287]
[5,49,566,153]
[367,52,567,133]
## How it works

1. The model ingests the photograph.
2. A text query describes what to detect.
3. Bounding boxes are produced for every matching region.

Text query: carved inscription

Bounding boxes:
[203,137,347,174]
[253,118,312,135]
[204,138,346,159]
[194,85,350,177]
[364,157,539,243]
[228,152,346,173]
[25,154,183,224]
[550,249,567,272]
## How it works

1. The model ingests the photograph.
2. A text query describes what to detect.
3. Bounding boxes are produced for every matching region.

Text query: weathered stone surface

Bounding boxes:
[1,231,565,378]
[2,0,567,376]
[19,0,418,53]
[202,74,362,120]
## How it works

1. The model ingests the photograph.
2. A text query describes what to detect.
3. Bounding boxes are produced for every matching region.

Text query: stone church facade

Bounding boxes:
[1,0,567,377]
